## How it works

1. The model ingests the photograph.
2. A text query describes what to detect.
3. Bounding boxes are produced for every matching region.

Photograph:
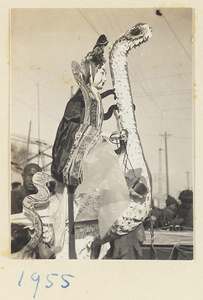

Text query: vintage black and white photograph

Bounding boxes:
[10,8,193,260]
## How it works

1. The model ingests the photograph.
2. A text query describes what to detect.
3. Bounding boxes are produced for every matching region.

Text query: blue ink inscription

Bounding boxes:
[31,272,40,299]
[46,273,58,289]
[18,271,24,286]
[61,274,75,288]
[18,271,75,299]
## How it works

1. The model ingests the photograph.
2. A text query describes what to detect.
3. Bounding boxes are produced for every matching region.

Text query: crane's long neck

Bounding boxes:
[109,41,152,198]
[110,43,137,132]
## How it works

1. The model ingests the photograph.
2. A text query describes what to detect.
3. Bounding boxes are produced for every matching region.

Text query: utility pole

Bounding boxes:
[26,121,32,163]
[36,82,46,169]
[160,132,172,197]
[70,86,74,98]
[37,82,41,165]
[158,148,163,207]
[185,171,190,189]
[165,132,169,196]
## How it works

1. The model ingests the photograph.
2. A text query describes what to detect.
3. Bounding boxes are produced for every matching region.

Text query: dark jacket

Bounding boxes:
[176,204,193,229]
[51,89,85,182]
[51,88,103,185]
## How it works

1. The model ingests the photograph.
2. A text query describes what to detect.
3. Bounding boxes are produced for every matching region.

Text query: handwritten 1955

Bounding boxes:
[18,271,75,298]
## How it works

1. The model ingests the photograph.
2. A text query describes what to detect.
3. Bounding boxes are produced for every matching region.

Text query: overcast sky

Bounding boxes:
[10,8,193,203]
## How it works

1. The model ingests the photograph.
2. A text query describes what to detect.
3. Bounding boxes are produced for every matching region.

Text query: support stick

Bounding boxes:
[68,185,77,259]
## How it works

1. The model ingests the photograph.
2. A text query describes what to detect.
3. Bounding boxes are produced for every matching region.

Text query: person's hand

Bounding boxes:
[37,242,55,259]
[129,187,143,199]
[159,214,169,227]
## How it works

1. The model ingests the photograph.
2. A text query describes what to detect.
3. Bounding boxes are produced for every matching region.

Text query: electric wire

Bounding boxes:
[78,9,100,35]
[137,72,192,82]
[102,8,118,37]
[157,9,192,62]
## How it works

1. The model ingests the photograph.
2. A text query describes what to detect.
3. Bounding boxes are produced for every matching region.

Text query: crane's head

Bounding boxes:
[110,23,152,55]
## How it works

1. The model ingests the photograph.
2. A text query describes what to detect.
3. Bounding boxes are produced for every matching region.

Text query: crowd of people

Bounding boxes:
[150,191,193,230]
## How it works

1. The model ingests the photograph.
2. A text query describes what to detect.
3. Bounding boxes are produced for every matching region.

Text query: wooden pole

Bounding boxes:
[160,132,171,197]
[68,185,77,259]
[26,121,32,163]
[70,86,74,97]
[164,132,169,196]
[158,148,163,207]
[185,171,190,189]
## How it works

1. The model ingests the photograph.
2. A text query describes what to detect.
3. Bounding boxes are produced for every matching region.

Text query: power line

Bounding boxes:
[11,134,52,147]
[133,88,192,94]
[138,133,192,139]
[110,9,123,33]
[131,89,192,97]
[13,96,61,122]
[135,72,192,82]
[102,8,118,37]
[128,51,161,115]
[78,9,100,35]
[162,107,191,111]
[156,9,192,62]
[170,135,192,140]
[130,69,161,110]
